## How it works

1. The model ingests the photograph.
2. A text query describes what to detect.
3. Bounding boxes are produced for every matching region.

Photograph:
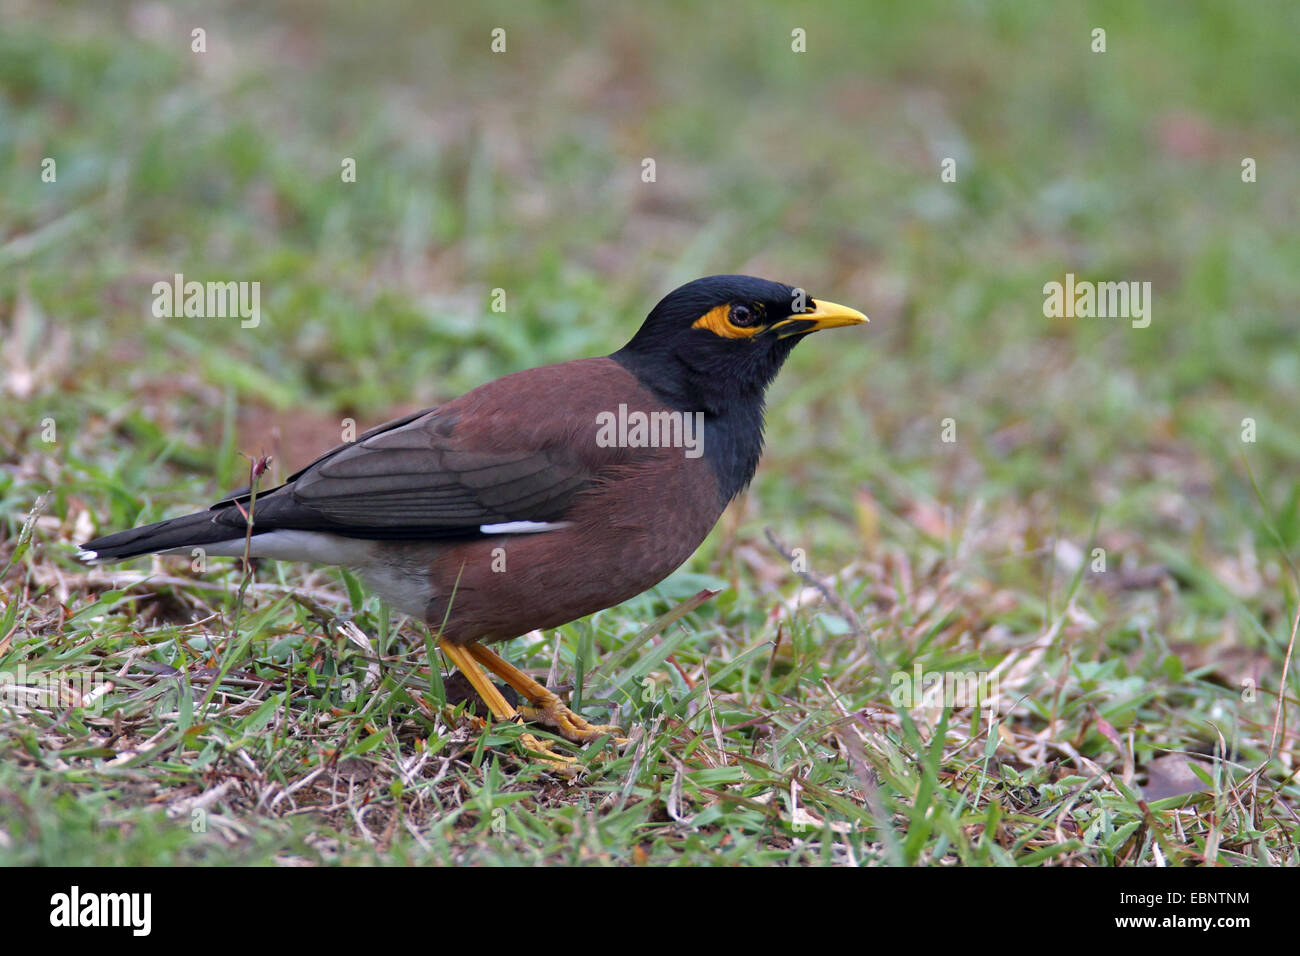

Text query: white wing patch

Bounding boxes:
[479,521,571,535]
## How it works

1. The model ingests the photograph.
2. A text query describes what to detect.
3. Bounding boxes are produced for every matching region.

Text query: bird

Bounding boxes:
[79,275,867,759]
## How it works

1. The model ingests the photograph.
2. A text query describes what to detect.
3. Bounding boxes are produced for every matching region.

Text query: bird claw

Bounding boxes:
[518,732,580,770]
[519,700,628,745]
[467,715,578,770]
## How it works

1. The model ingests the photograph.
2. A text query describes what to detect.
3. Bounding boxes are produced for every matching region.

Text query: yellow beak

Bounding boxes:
[770,298,869,337]
[803,298,869,329]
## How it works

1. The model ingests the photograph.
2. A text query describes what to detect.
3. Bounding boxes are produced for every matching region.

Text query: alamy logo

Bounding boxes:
[890,662,998,711]
[595,403,706,459]
[0,663,108,715]
[1042,273,1151,328]
[151,273,261,328]
[49,886,151,936]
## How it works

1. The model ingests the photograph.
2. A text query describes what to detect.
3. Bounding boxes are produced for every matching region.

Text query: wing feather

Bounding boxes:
[211,358,637,541]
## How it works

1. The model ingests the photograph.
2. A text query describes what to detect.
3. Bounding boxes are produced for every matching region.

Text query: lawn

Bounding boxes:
[1,0,1298,865]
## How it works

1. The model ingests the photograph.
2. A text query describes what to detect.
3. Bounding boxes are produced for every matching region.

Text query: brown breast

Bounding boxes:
[423,358,726,644]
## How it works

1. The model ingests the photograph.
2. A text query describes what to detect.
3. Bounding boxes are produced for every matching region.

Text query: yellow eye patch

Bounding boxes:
[691,304,763,339]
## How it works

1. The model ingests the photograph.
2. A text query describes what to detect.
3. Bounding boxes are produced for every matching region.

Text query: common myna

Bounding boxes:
[80,275,867,756]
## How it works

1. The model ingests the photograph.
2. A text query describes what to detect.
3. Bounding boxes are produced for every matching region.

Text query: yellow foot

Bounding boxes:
[466,715,576,769]
[463,642,629,746]
[517,731,579,770]
[440,642,576,770]
[519,698,627,745]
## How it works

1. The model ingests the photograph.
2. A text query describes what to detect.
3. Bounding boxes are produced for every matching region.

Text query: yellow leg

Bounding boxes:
[438,640,573,765]
[466,642,626,745]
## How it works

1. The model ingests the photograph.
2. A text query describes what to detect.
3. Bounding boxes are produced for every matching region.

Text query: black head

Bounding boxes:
[613,275,868,414]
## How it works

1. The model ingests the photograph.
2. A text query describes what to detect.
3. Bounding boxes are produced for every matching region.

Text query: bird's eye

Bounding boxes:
[729,304,756,327]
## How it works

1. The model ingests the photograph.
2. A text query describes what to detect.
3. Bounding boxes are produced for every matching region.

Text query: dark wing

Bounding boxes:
[211,406,595,541]
[214,408,430,503]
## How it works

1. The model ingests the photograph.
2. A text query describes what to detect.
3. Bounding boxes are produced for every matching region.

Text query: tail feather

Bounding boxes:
[79,510,245,563]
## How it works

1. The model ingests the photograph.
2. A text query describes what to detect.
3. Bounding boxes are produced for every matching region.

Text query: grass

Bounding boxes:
[1,0,1298,865]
